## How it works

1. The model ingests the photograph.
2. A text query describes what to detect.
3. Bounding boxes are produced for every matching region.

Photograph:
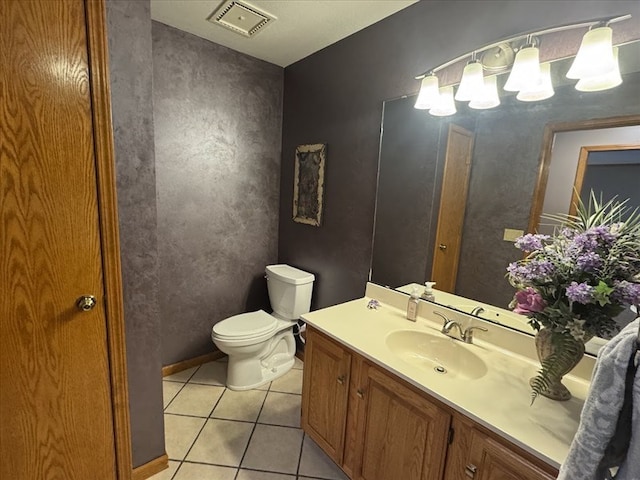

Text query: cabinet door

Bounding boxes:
[301,328,352,464]
[467,430,555,480]
[354,363,450,480]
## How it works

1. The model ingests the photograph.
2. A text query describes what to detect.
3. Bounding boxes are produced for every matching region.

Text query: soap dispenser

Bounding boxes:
[421,282,436,302]
[407,287,420,321]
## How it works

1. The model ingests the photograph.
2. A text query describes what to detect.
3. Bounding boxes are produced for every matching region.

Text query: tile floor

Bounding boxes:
[152,357,348,480]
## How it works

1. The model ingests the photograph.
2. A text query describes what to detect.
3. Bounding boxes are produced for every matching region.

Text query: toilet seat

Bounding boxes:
[212,310,278,342]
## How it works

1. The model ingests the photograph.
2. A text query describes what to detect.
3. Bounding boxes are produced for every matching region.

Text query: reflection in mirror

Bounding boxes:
[370,40,640,347]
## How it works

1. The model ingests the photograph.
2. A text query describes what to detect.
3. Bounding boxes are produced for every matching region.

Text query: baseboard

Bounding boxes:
[162,351,225,377]
[132,453,168,480]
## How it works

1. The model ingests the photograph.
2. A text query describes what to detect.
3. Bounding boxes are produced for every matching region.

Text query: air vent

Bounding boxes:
[208,1,276,38]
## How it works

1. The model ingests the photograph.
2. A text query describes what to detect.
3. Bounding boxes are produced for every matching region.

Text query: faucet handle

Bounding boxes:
[462,326,488,344]
[433,311,449,324]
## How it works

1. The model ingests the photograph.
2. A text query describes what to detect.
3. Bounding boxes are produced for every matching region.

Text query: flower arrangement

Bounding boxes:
[507,193,640,401]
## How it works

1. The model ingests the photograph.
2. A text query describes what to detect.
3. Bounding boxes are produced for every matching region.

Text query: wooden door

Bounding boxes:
[354,363,450,480]
[301,328,352,464]
[1,0,129,478]
[467,429,555,480]
[431,124,475,292]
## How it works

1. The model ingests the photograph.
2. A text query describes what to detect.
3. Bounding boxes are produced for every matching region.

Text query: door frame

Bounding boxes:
[85,0,133,477]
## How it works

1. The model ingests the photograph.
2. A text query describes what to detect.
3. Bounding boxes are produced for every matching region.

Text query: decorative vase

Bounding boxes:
[530,328,586,401]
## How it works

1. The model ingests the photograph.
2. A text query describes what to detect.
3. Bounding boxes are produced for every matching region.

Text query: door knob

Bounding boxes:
[438,244,447,251]
[76,295,97,312]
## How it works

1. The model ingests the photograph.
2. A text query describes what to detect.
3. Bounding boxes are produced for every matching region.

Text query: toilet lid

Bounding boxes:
[212,310,277,339]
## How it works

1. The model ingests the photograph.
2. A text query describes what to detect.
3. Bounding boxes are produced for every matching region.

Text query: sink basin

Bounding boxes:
[385,330,488,380]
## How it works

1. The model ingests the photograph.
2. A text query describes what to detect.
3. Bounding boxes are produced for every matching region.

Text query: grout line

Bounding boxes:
[163,381,188,412]
[295,432,305,478]
[234,387,271,478]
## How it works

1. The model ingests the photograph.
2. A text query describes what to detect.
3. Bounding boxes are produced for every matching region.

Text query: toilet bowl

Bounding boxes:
[211,264,315,390]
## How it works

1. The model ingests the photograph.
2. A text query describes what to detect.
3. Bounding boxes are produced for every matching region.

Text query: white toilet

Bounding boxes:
[211,264,315,390]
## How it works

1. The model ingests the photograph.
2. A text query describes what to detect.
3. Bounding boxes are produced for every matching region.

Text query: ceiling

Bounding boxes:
[150,0,418,67]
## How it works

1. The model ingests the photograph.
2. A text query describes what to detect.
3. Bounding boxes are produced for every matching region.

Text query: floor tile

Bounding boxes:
[148,460,180,480]
[292,357,304,369]
[212,389,267,422]
[257,392,301,428]
[189,360,227,386]
[237,470,295,480]
[173,462,236,480]
[164,366,199,383]
[255,381,271,391]
[241,424,303,474]
[165,384,225,417]
[164,414,206,461]
[186,418,254,467]
[163,381,184,409]
[270,369,303,395]
[298,435,348,480]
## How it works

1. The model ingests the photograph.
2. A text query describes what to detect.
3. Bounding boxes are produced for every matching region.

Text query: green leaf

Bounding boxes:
[593,280,614,307]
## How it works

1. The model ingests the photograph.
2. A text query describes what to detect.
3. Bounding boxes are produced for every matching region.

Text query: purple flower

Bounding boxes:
[513,288,547,314]
[611,280,640,305]
[588,225,617,246]
[507,260,555,283]
[576,252,603,272]
[515,234,549,252]
[566,281,595,304]
[568,233,598,256]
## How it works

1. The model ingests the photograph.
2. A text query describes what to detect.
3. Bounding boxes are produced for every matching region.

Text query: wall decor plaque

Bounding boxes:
[293,143,326,226]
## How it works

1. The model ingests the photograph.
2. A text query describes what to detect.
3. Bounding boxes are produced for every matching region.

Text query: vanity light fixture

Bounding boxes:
[575,47,622,92]
[455,58,485,101]
[429,86,457,117]
[414,74,440,109]
[412,14,631,116]
[567,25,617,80]
[517,62,555,101]
[469,75,500,109]
[503,40,541,92]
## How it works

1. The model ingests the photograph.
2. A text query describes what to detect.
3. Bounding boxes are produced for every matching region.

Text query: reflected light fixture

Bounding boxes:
[414,74,440,109]
[575,47,622,91]
[469,75,500,109]
[429,86,457,116]
[504,42,541,92]
[455,59,484,101]
[567,26,616,79]
[517,62,555,101]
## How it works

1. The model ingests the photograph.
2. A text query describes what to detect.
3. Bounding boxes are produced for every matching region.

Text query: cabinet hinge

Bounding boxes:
[448,427,455,445]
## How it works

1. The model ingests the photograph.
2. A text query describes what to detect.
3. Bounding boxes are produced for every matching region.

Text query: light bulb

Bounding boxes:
[517,62,555,102]
[504,45,541,92]
[575,47,622,92]
[567,26,616,79]
[455,61,485,102]
[414,75,440,110]
[429,86,457,117]
[469,75,500,109]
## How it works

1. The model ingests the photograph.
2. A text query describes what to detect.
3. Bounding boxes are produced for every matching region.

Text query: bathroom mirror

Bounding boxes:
[370,39,640,341]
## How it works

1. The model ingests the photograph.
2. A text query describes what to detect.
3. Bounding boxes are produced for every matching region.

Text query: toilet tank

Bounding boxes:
[265,264,315,320]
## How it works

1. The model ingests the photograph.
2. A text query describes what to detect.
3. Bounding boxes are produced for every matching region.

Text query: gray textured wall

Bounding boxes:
[152,22,284,365]
[105,0,164,468]
[280,0,640,310]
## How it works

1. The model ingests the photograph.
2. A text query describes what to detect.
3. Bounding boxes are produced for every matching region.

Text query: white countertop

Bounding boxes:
[302,284,590,470]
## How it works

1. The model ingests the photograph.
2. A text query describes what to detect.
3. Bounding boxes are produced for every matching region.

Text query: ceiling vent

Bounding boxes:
[208,1,276,38]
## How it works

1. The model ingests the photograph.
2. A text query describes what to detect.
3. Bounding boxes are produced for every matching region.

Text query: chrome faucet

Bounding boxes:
[433,311,488,344]
[470,306,485,316]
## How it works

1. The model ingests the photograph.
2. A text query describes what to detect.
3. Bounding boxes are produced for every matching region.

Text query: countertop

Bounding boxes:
[301,283,590,470]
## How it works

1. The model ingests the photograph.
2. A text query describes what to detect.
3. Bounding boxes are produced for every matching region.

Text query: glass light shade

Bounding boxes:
[504,45,541,92]
[517,62,555,102]
[455,61,484,101]
[567,26,616,79]
[429,86,457,117]
[414,75,440,109]
[575,47,622,91]
[469,75,500,109]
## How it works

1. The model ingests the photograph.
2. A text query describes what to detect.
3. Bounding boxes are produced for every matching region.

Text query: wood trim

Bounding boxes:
[527,114,640,233]
[162,351,225,377]
[84,0,133,478]
[569,143,640,216]
[132,454,169,480]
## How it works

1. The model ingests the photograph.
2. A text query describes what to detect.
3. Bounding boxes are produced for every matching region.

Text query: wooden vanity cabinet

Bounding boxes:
[301,327,352,464]
[302,327,557,480]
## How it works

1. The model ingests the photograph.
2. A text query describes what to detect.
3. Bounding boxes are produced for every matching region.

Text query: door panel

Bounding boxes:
[431,124,475,292]
[1,0,117,478]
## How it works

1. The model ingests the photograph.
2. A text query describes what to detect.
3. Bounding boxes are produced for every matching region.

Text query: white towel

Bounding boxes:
[558,319,640,480]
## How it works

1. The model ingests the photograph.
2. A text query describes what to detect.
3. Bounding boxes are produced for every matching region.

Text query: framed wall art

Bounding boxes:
[292,143,326,226]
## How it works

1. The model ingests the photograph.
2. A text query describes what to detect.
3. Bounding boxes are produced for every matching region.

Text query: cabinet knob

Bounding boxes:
[76,295,97,312]
[337,374,346,385]
[438,243,447,251]
[356,389,365,399]
[465,464,477,478]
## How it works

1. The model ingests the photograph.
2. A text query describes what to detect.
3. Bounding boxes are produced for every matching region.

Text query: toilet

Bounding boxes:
[211,264,315,390]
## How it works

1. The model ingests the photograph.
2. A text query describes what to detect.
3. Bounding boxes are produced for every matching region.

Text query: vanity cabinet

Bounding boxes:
[302,327,557,480]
